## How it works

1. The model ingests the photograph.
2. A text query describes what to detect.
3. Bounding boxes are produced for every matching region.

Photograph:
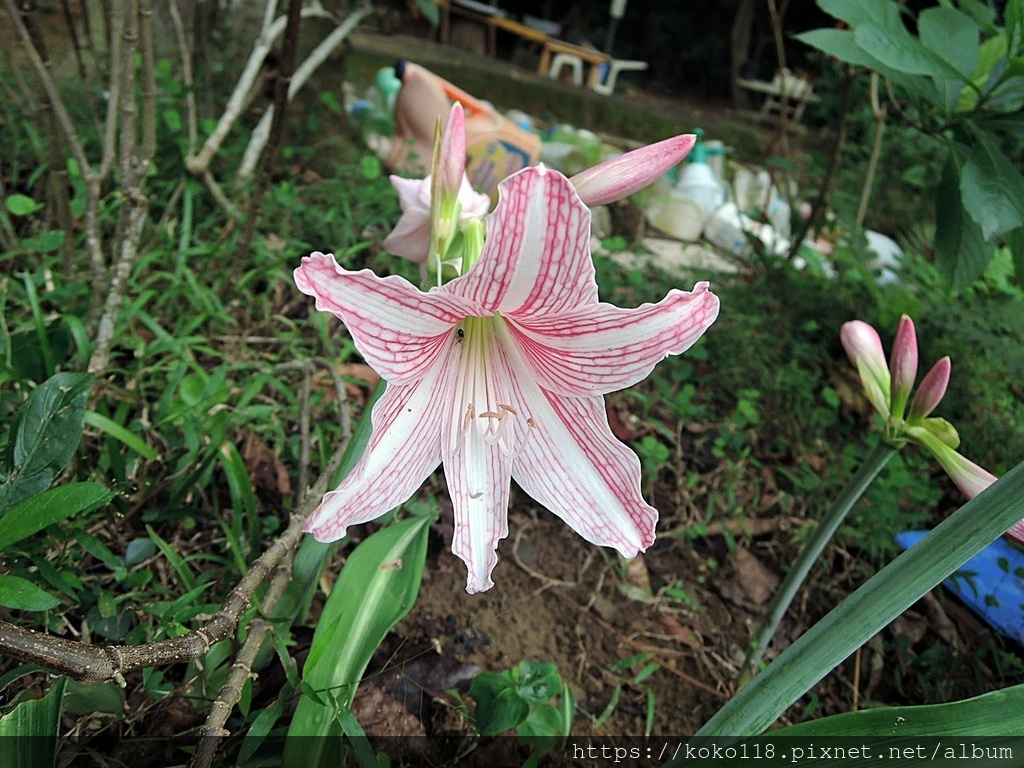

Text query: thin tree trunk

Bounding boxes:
[730,0,757,109]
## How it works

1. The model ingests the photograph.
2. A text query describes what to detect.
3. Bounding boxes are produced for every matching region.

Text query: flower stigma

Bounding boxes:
[450,314,537,461]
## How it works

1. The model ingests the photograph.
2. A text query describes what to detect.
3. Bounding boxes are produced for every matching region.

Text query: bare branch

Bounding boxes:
[236,3,373,184]
[191,546,295,768]
[203,169,240,219]
[168,0,198,154]
[186,4,334,175]
[117,0,139,188]
[88,204,147,374]
[96,0,125,182]
[138,0,157,166]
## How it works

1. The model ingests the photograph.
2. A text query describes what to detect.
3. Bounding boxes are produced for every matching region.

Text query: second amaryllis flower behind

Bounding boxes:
[296,167,719,593]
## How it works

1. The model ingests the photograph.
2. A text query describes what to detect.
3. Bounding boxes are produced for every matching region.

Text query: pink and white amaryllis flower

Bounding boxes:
[383,103,490,264]
[296,166,720,592]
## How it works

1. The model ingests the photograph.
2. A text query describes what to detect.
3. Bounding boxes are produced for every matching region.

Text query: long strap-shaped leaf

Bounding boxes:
[773,682,1024,737]
[693,458,1024,741]
[0,676,66,767]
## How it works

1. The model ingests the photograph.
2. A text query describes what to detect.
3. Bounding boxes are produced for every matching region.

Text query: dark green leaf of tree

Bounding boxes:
[0,482,114,551]
[0,372,94,519]
[853,23,963,80]
[817,0,901,28]
[936,154,993,289]
[918,6,979,80]
[960,135,1024,239]
[0,574,61,611]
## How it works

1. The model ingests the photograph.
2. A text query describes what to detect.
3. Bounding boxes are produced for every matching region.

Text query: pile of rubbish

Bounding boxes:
[347,61,902,277]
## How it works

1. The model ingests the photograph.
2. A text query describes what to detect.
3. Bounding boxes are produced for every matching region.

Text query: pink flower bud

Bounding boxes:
[888,315,918,421]
[908,356,950,422]
[570,134,696,207]
[436,103,466,200]
[1006,518,1024,546]
[840,320,890,418]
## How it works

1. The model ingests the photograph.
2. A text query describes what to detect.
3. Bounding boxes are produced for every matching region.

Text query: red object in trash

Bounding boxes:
[388,60,541,199]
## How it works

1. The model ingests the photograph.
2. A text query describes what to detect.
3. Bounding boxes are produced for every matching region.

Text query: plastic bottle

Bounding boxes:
[374,66,402,113]
[647,129,725,241]
[388,60,541,199]
[348,66,402,155]
[704,139,725,182]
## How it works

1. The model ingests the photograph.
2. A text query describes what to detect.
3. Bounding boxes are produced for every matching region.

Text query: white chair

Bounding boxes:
[592,59,648,96]
[547,52,584,85]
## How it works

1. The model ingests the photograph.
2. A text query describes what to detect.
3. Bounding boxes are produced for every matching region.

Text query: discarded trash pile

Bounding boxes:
[347,61,902,277]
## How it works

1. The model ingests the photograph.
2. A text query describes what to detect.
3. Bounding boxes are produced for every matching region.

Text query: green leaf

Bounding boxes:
[21,230,65,254]
[0,482,115,551]
[918,6,979,80]
[146,524,197,592]
[958,34,1009,111]
[935,153,993,288]
[319,91,342,115]
[0,677,65,767]
[795,29,885,70]
[124,537,157,567]
[793,29,915,87]
[0,372,94,519]
[1007,0,1024,57]
[985,74,1024,113]
[285,511,434,766]
[958,0,996,27]
[471,674,530,736]
[1007,227,1024,283]
[83,411,158,460]
[237,696,288,764]
[518,702,563,746]
[337,708,381,768]
[960,135,1024,239]
[817,0,900,28]
[4,194,43,216]
[774,684,1024,737]
[853,23,962,80]
[516,662,562,704]
[359,155,382,181]
[690,458,1024,742]
[162,108,182,132]
[0,574,61,611]
[63,680,125,717]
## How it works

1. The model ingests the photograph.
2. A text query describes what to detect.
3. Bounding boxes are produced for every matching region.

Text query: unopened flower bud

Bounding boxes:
[888,315,918,422]
[840,320,890,419]
[908,356,951,422]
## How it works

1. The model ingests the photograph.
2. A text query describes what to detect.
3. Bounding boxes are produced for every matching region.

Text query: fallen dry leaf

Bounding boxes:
[733,547,779,606]
[654,613,703,649]
[240,429,292,495]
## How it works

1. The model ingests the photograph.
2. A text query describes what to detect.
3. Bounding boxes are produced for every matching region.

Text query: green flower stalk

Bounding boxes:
[840,316,1022,543]
[742,315,1021,684]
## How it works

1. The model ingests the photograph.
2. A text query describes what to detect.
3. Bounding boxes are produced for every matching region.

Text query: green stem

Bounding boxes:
[738,442,897,686]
